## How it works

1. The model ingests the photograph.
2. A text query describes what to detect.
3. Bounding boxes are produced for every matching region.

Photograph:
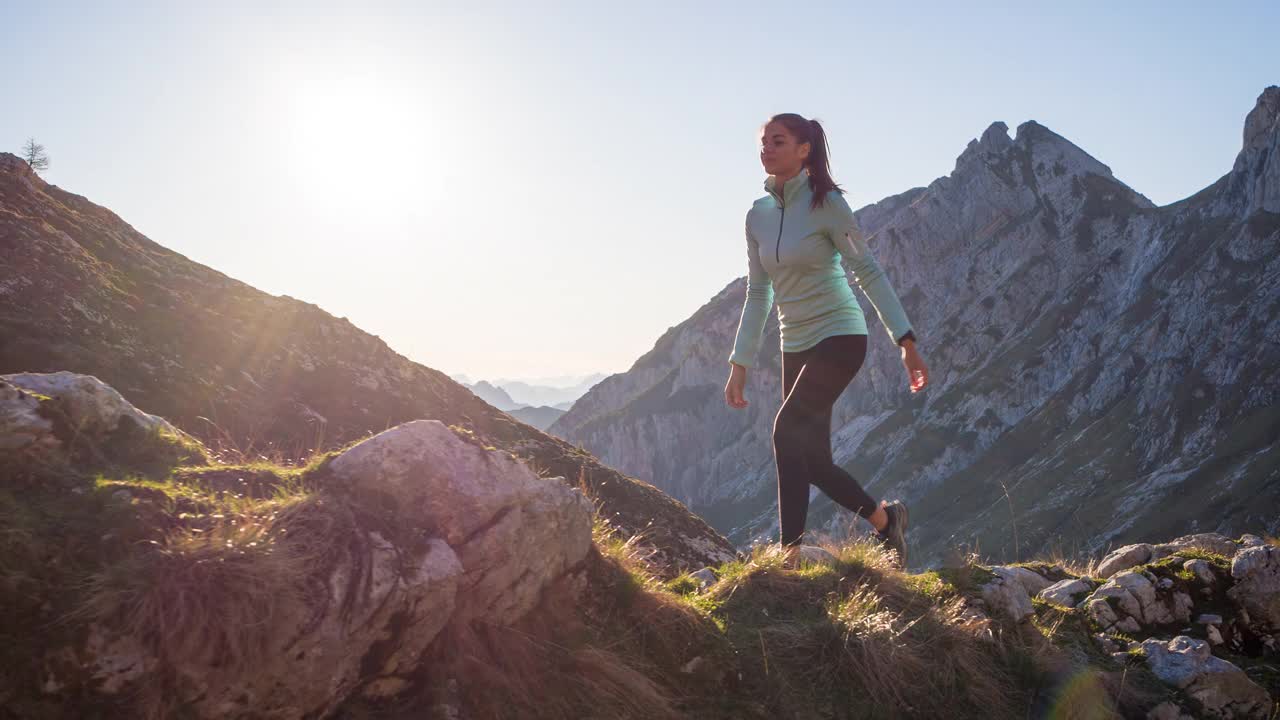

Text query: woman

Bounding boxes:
[723,113,929,568]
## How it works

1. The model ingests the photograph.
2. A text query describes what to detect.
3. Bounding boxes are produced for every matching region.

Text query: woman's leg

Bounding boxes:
[772,334,876,546]
[776,345,814,547]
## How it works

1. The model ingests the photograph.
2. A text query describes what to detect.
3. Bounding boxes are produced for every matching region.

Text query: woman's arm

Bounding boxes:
[729,212,774,369]
[827,194,914,346]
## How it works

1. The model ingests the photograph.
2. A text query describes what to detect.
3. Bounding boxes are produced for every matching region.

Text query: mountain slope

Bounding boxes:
[550,87,1280,564]
[466,380,521,411]
[507,404,568,431]
[0,155,736,572]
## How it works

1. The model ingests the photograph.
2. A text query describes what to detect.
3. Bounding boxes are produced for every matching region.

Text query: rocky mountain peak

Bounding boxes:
[1229,85,1280,213]
[948,117,1149,212]
[953,121,1012,171]
[1242,85,1280,150]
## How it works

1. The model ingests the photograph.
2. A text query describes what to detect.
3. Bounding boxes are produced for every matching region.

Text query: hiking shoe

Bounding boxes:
[875,500,909,568]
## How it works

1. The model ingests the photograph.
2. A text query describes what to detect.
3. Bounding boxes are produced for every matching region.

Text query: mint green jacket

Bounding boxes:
[729,168,914,369]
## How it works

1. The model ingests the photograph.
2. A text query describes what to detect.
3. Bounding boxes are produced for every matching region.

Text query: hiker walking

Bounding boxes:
[723,113,929,567]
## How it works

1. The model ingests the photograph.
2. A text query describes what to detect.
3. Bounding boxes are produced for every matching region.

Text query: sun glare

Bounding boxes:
[279,64,433,218]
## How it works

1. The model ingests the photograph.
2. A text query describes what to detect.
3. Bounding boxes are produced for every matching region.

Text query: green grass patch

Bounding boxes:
[933,563,999,596]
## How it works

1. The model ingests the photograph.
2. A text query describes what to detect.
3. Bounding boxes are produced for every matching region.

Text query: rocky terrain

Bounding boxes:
[0,156,734,574]
[550,86,1280,565]
[2,373,1277,718]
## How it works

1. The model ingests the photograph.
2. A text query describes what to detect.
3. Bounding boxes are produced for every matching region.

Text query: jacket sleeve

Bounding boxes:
[729,212,774,368]
[827,193,914,344]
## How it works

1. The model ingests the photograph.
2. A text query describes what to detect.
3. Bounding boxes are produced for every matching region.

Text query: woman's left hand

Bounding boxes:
[901,340,929,393]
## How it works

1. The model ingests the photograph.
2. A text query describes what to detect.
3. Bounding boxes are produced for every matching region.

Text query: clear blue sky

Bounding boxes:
[3,1,1276,380]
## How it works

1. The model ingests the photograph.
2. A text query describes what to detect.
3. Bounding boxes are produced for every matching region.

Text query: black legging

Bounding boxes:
[773,333,877,547]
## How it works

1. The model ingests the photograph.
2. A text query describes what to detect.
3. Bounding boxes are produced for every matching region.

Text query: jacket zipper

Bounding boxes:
[774,201,785,264]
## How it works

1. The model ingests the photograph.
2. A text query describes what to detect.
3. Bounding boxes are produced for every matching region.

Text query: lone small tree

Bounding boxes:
[21,138,50,172]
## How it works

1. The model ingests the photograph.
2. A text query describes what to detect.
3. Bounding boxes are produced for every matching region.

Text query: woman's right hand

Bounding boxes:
[725,363,749,409]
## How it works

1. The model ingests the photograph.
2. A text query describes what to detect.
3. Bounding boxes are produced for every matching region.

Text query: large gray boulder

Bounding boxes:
[328,419,595,624]
[1155,534,1241,560]
[52,417,594,719]
[1084,570,1193,633]
[1,372,204,472]
[1140,636,1271,719]
[3,371,178,441]
[1227,544,1280,634]
[75,535,464,718]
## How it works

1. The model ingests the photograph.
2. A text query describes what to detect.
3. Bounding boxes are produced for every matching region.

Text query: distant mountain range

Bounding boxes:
[551,86,1280,566]
[452,373,607,407]
[452,373,608,430]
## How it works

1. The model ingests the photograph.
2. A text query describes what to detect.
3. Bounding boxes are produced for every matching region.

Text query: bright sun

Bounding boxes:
[280,64,432,217]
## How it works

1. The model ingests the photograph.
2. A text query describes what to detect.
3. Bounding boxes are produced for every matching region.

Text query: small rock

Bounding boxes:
[1116,616,1142,634]
[690,568,717,589]
[993,565,1053,596]
[1104,571,1157,622]
[1157,577,1174,590]
[1206,625,1223,646]
[1097,544,1154,578]
[980,568,1037,622]
[1238,534,1264,548]
[1087,598,1120,629]
[1197,614,1224,626]
[1172,592,1194,624]
[1184,559,1216,587]
[1038,578,1092,607]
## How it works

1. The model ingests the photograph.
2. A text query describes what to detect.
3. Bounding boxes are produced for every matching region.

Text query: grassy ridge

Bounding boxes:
[0,428,1248,720]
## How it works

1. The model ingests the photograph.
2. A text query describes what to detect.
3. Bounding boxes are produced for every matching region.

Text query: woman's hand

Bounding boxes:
[901,340,929,393]
[725,362,749,409]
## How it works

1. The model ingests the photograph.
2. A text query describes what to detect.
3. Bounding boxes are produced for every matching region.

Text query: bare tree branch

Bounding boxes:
[21,137,50,172]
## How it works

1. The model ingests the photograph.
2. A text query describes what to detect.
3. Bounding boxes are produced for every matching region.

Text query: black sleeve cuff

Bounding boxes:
[896,329,917,346]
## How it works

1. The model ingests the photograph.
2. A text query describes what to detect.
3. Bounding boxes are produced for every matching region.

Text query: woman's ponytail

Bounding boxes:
[804,119,843,209]
[766,113,845,209]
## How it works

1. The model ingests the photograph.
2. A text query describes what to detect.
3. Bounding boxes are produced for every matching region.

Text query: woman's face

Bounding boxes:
[759,121,810,177]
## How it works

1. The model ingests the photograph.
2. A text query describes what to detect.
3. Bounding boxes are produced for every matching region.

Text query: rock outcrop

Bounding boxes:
[327,420,594,625]
[3,375,594,718]
[1228,544,1280,635]
[943,531,1280,718]
[1140,636,1271,719]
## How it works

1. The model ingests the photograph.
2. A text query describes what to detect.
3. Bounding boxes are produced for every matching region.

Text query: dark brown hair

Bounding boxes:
[767,113,844,209]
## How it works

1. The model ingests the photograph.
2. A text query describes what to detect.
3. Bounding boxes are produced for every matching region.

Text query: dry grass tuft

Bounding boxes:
[694,535,1050,719]
[421,568,688,720]
[75,496,312,670]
